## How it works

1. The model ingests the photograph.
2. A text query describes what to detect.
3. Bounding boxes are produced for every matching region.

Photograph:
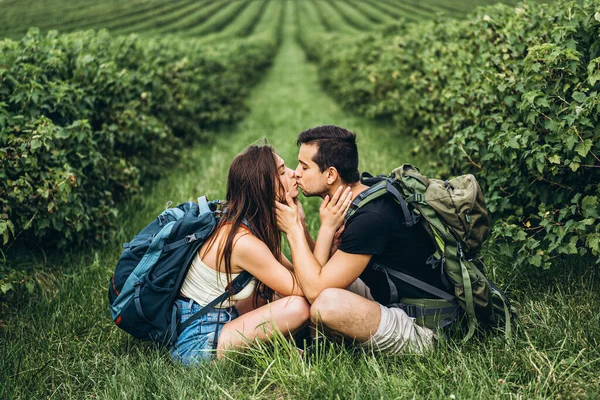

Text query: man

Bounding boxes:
[277,125,449,353]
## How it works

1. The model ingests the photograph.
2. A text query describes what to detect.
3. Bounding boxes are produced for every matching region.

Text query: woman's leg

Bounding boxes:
[216,295,310,357]
[233,291,273,316]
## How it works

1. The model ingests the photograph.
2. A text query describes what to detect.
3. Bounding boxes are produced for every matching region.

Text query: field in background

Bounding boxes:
[1,0,534,39]
[1,0,598,399]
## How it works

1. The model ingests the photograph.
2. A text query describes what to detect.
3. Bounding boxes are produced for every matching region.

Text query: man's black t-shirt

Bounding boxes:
[338,194,448,305]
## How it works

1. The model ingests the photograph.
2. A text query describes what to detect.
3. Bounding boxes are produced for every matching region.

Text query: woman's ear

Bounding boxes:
[326,167,339,185]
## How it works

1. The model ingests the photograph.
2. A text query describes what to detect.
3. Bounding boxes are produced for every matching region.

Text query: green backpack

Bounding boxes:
[346,164,516,341]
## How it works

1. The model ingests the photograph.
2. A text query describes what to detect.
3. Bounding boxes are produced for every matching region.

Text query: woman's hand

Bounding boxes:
[276,193,304,235]
[320,186,353,233]
[330,224,345,258]
[295,197,307,228]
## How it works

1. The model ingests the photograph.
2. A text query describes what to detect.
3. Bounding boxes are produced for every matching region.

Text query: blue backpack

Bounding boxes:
[108,196,253,346]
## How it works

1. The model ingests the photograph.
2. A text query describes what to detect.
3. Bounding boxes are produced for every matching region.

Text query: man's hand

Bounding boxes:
[319,186,353,233]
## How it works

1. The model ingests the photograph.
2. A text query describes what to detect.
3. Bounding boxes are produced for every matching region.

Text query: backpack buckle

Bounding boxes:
[426,254,442,269]
[227,279,247,295]
[407,193,424,203]
[401,304,417,318]
[457,242,465,258]
[185,234,197,243]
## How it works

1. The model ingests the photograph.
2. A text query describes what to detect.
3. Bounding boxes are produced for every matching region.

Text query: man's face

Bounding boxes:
[295,143,329,198]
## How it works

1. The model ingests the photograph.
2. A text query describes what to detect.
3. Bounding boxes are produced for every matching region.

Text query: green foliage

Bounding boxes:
[0,27,278,253]
[301,0,600,269]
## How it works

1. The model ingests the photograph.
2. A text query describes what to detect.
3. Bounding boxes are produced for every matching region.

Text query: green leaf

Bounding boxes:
[30,138,41,150]
[0,220,13,245]
[572,91,586,103]
[575,139,592,157]
[55,127,71,139]
[548,154,561,164]
[582,196,599,218]
[587,234,600,255]
[0,282,13,294]
[569,161,580,172]
[587,59,600,85]
[25,280,35,294]
[530,254,542,267]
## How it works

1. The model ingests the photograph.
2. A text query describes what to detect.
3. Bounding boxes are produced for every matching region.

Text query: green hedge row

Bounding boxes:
[299,0,600,268]
[0,27,278,254]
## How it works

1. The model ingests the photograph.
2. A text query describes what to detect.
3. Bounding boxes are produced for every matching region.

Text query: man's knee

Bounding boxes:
[309,288,346,324]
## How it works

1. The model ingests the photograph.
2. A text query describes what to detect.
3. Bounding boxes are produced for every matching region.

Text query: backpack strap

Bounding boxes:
[162,197,217,253]
[371,263,400,304]
[162,231,205,253]
[443,240,478,341]
[395,303,460,330]
[376,264,461,330]
[410,196,480,342]
[346,178,418,227]
[198,196,212,216]
[175,271,254,335]
[360,172,386,186]
[489,281,515,342]
[376,264,455,302]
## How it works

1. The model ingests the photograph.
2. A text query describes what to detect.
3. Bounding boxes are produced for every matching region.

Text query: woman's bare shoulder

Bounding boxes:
[232,229,266,253]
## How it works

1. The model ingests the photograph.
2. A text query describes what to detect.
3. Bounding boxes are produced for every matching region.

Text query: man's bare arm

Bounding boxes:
[285,224,371,302]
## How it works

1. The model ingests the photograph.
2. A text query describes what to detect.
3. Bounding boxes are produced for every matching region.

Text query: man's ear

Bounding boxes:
[326,167,339,185]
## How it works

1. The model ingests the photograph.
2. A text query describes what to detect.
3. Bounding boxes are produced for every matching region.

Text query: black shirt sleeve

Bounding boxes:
[338,210,390,256]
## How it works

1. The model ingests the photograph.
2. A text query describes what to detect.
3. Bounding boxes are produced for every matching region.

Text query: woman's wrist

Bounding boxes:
[286,223,306,240]
[301,217,308,230]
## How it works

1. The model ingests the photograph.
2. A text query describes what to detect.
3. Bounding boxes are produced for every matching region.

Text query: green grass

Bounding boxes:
[358,0,418,22]
[199,0,270,43]
[298,0,330,33]
[376,0,436,21]
[345,0,398,25]
[106,0,210,35]
[151,0,228,35]
[0,0,547,40]
[310,0,358,34]
[108,0,209,35]
[252,0,285,36]
[185,0,252,37]
[325,0,376,31]
[55,0,195,34]
[0,0,164,38]
[2,1,600,399]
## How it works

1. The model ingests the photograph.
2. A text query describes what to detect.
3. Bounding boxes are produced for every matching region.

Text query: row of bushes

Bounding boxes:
[299,0,600,268]
[0,26,279,258]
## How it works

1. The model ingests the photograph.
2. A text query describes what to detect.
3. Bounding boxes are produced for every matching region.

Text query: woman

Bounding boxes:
[170,144,349,364]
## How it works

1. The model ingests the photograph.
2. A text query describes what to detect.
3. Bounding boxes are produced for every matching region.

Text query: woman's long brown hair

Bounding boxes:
[202,144,287,303]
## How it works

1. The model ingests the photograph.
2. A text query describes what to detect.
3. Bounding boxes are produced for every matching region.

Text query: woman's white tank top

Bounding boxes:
[180,251,256,308]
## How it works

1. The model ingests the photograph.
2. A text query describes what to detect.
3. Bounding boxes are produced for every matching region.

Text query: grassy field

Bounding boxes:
[0,0,542,39]
[2,2,599,399]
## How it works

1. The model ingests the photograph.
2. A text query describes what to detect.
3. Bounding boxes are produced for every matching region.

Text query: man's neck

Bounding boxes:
[327,180,370,202]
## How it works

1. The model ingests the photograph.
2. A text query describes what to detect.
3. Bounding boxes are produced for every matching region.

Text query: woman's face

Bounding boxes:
[275,154,299,199]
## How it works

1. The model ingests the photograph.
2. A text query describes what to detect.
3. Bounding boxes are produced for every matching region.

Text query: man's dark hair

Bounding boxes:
[297,125,360,184]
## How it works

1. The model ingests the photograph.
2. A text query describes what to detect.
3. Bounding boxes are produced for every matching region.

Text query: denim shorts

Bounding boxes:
[169,298,239,365]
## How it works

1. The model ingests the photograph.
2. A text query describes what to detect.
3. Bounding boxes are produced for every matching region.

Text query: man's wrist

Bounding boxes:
[318,225,338,237]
